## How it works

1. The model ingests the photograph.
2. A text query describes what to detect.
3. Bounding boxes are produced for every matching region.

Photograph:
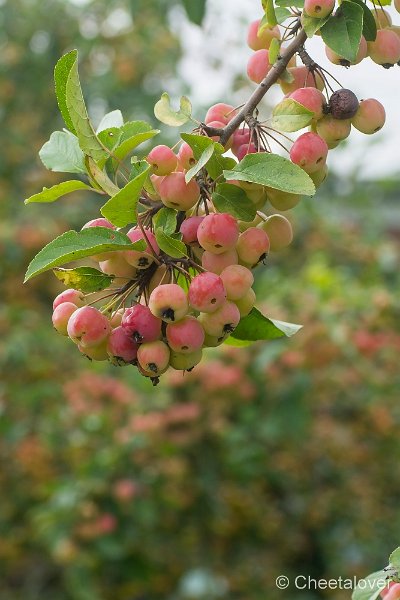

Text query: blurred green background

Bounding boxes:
[1,1,400,598]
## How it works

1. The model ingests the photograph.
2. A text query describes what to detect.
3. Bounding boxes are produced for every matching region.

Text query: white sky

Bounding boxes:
[171,0,400,179]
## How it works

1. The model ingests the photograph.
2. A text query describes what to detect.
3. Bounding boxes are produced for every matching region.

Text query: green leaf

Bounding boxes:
[53,266,113,292]
[271,98,314,132]
[212,183,257,222]
[185,144,215,183]
[276,0,304,7]
[54,50,107,163]
[348,0,377,41]
[302,12,332,37]
[155,230,187,258]
[97,127,122,152]
[96,110,123,133]
[112,121,160,163]
[24,227,146,282]
[230,308,302,343]
[351,570,389,600]
[39,131,86,174]
[370,0,391,5]
[85,157,120,196]
[389,548,400,570]
[320,2,363,63]
[100,166,150,227]
[262,0,278,26]
[275,7,292,23]
[181,133,226,180]
[24,180,95,205]
[224,153,315,196]
[153,208,178,235]
[181,0,207,25]
[154,93,192,126]
[269,38,281,65]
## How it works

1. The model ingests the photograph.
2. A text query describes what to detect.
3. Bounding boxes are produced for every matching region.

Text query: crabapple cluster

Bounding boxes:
[42,0,394,385]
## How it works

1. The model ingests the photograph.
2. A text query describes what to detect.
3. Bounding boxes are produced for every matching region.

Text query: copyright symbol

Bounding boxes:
[276,575,289,589]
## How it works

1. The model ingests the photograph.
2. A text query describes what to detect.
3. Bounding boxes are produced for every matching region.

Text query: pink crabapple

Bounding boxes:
[125,227,160,269]
[202,248,239,275]
[67,306,111,348]
[199,300,241,338]
[137,340,170,376]
[166,316,205,353]
[52,302,79,336]
[289,132,328,173]
[158,172,200,211]
[197,213,239,255]
[247,19,280,51]
[220,265,254,301]
[147,144,177,176]
[304,0,335,19]
[107,326,139,364]
[148,283,189,323]
[236,227,270,266]
[121,304,162,343]
[53,289,85,310]
[352,98,386,134]
[188,272,227,313]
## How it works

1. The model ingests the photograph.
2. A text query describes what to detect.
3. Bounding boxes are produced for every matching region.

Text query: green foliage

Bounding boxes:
[320,1,364,63]
[100,167,150,227]
[154,229,187,258]
[154,92,192,126]
[302,12,332,37]
[152,207,178,235]
[180,133,228,180]
[352,570,389,600]
[24,181,96,204]
[224,154,316,196]
[181,0,207,25]
[349,0,377,41]
[24,228,146,281]
[53,267,114,293]
[389,547,400,569]
[271,98,315,132]
[212,183,257,222]
[39,131,86,174]
[269,37,281,64]
[230,308,302,343]
[184,144,215,183]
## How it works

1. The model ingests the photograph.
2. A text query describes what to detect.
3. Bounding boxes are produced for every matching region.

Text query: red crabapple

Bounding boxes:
[166,316,205,353]
[247,49,271,84]
[259,214,293,251]
[197,213,239,255]
[316,115,351,147]
[289,132,328,173]
[232,127,251,154]
[147,145,177,176]
[247,19,280,51]
[78,339,109,361]
[202,248,238,274]
[384,583,400,600]
[169,349,203,371]
[107,326,139,364]
[158,172,200,211]
[125,228,159,269]
[280,66,324,95]
[180,216,204,244]
[220,265,254,301]
[99,254,137,279]
[325,36,367,66]
[289,87,326,120]
[236,143,258,161]
[52,302,78,336]
[53,289,85,310]
[368,29,400,66]
[236,227,270,266]
[267,188,301,211]
[204,103,237,125]
[188,272,227,313]
[199,301,240,338]
[177,142,196,170]
[149,283,188,322]
[304,0,334,19]
[67,306,111,348]
[137,341,170,376]
[82,218,116,261]
[121,304,162,343]
[352,98,386,134]
[235,288,256,317]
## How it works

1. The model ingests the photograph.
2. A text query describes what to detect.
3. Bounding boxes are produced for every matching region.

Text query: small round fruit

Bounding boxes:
[137,341,170,376]
[188,272,227,313]
[289,132,328,174]
[99,254,137,279]
[259,215,293,251]
[204,103,237,125]
[149,283,189,322]
[247,49,271,84]
[147,145,177,176]
[247,19,280,51]
[199,301,241,338]
[289,87,326,120]
[67,306,111,348]
[121,304,162,343]
[169,349,203,371]
[180,216,204,244]
[220,265,254,301]
[125,228,159,269]
[107,326,139,365]
[329,89,359,120]
[316,115,351,146]
[166,316,205,353]
[309,164,328,188]
[267,188,301,211]
[351,98,386,134]
[158,172,200,211]
[202,248,238,275]
[368,29,400,67]
[52,302,78,336]
[53,289,85,310]
[236,227,270,266]
[280,66,324,94]
[304,0,334,19]
[235,288,256,317]
[197,213,239,255]
[325,36,367,66]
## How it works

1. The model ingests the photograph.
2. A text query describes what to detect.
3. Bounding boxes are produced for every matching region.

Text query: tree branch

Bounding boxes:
[213,27,308,146]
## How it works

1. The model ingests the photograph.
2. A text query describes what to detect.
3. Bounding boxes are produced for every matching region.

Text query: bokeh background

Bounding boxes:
[1,0,400,598]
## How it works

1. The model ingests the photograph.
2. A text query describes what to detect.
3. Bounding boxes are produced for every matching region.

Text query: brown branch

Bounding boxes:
[215,27,308,146]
